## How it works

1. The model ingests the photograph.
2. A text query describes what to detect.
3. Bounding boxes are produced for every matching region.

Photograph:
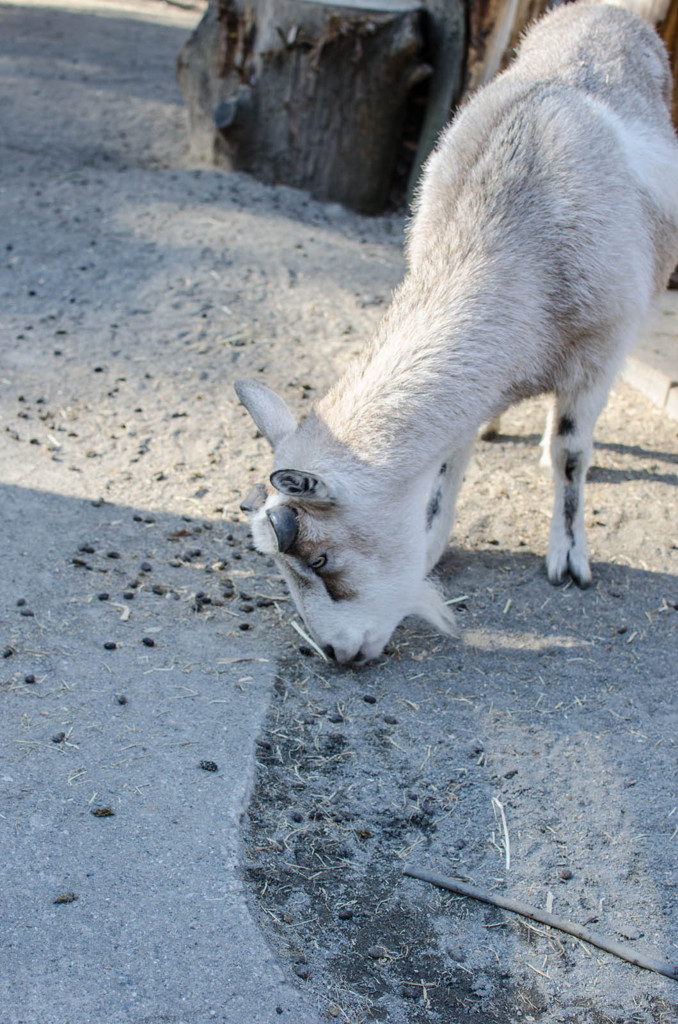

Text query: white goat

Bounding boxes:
[236,1,678,664]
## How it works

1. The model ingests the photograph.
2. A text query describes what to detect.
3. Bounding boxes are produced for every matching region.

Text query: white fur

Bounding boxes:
[236,2,678,663]
[581,98,678,225]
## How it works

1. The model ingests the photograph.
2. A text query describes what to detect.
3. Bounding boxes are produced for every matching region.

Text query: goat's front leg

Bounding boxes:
[545,383,608,588]
[425,442,474,572]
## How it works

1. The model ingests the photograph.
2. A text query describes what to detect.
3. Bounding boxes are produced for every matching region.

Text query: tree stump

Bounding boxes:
[177,0,427,213]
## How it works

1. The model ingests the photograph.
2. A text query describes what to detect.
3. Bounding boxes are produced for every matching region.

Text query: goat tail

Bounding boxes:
[411,578,459,638]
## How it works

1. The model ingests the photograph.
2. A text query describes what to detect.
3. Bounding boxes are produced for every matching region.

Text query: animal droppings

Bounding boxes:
[53,892,78,904]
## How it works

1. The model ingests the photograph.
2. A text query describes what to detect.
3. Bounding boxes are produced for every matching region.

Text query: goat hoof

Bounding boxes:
[568,565,592,589]
[567,550,592,589]
[547,565,592,589]
[546,549,569,586]
[547,543,591,589]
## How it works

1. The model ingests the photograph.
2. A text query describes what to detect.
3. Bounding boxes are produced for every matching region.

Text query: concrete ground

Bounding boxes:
[0,3,676,1024]
[0,2,322,1022]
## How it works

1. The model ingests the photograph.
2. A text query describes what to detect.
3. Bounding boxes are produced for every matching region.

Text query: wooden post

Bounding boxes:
[658,0,678,127]
[465,0,549,95]
[406,0,466,204]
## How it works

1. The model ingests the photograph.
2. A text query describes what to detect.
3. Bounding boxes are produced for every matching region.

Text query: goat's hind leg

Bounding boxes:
[545,382,608,588]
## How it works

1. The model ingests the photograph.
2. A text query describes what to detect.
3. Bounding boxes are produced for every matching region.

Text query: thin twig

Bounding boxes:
[216,657,270,665]
[403,866,678,982]
[290,620,329,661]
[492,797,511,870]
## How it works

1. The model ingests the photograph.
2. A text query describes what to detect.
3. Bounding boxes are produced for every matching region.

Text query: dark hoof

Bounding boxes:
[569,570,592,590]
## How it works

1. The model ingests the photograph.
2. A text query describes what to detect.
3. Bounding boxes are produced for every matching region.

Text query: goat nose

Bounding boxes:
[326,646,367,666]
[324,644,358,665]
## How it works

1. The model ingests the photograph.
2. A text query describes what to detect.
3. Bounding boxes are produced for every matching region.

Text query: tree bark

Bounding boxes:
[177,0,427,213]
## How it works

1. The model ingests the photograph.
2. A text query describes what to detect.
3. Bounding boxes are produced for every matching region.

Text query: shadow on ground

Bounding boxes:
[243,544,678,1024]
[0,480,318,1024]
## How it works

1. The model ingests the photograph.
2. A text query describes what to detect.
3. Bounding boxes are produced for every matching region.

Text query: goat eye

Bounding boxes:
[309,554,327,572]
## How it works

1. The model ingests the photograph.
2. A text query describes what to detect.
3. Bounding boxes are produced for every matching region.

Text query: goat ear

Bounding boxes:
[266,505,298,553]
[234,378,297,449]
[270,469,333,502]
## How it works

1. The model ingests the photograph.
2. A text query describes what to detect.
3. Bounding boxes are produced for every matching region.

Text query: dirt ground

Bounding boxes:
[0,3,677,1023]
